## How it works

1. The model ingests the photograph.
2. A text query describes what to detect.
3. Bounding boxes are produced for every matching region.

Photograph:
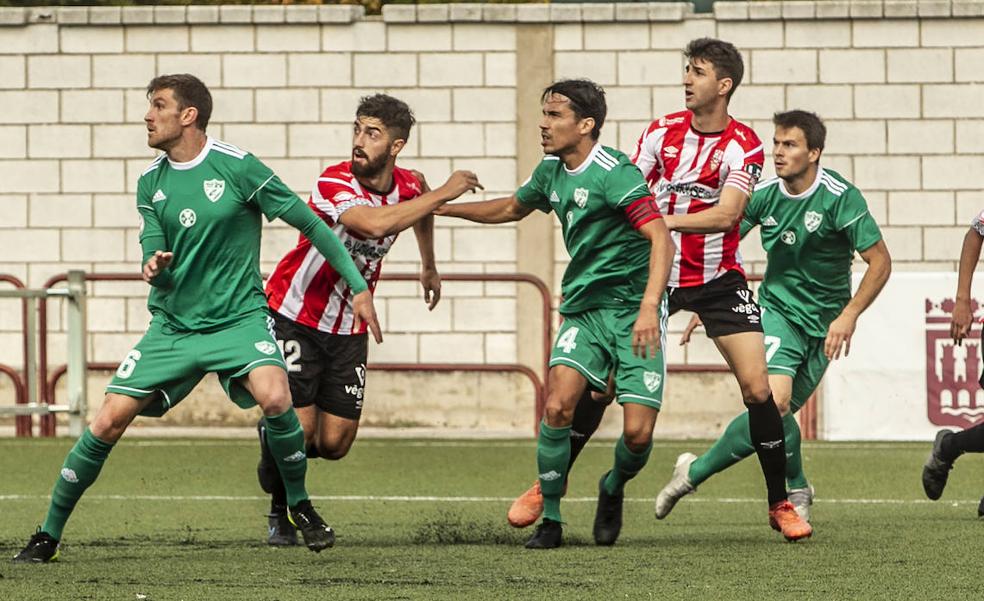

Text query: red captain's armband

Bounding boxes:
[625,196,662,229]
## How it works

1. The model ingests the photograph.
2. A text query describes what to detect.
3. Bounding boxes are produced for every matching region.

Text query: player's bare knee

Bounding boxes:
[256,387,293,416]
[774,396,792,415]
[741,384,772,405]
[543,401,574,427]
[622,427,653,452]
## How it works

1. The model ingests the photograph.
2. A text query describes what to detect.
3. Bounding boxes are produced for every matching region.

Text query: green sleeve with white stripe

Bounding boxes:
[834,187,882,252]
[604,162,651,209]
[136,175,173,288]
[240,154,301,222]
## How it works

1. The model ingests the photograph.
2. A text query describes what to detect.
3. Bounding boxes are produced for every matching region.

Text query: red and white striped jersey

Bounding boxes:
[266,161,422,334]
[631,110,764,288]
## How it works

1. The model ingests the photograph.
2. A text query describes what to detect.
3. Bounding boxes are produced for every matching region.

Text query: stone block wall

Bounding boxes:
[1,1,982,434]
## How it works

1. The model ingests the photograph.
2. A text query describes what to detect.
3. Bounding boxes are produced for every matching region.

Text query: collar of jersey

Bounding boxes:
[779,166,824,200]
[563,143,602,176]
[167,137,213,171]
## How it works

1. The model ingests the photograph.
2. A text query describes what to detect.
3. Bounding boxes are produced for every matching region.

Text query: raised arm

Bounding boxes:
[952,226,984,344]
[824,240,892,359]
[339,170,482,239]
[434,194,535,224]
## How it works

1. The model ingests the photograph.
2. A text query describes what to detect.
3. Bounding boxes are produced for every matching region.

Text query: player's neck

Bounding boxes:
[355,168,395,195]
[690,105,730,135]
[165,130,208,164]
[558,139,597,171]
[784,165,820,196]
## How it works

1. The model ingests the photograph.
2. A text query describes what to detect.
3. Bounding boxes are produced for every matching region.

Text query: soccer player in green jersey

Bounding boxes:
[436,79,675,549]
[13,74,382,563]
[659,110,892,522]
[922,209,984,516]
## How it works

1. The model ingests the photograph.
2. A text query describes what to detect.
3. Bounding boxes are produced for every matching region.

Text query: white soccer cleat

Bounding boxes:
[655,452,697,520]
[788,485,815,523]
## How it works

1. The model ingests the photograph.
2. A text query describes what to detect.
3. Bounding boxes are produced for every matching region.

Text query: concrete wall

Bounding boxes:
[1,1,983,434]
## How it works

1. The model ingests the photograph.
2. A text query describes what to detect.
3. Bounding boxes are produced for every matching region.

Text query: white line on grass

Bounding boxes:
[0,494,977,505]
[0,440,932,450]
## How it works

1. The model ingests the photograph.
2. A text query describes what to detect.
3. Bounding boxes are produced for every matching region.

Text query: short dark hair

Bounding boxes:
[146,74,212,132]
[684,38,744,101]
[541,78,607,140]
[773,110,827,153]
[356,94,416,141]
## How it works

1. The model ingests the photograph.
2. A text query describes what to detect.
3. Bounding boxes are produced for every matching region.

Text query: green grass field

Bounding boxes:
[1,437,981,600]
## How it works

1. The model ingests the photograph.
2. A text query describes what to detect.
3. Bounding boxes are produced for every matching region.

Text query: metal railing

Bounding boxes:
[5,270,818,440]
[0,271,88,437]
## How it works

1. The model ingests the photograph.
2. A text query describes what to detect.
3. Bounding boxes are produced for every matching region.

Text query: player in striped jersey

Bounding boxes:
[256,94,482,546]
[438,79,675,549]
[922,209,984,515]
[14,74,378,563]
[671,110,891,522]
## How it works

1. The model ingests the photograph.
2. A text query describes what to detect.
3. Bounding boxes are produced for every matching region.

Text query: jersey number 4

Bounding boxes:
[556,327,579,354]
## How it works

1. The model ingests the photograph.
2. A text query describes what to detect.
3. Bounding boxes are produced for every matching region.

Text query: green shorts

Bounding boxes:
[106,311,287,417]
[762,308,829,412]
[549,303,667,409]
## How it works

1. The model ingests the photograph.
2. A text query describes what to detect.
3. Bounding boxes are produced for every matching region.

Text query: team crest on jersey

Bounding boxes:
[780,230,796,245]
[254,341,277,355]
[203,179,225,203]
[643,371,662,393]
[573,188,589,208]
[179,208,197,228]
[709,149,724,172]
[804,211,823,233]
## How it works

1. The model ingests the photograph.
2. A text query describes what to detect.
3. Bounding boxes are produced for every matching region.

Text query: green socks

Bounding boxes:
[687,411,808,490]
[42,428,114,541]
[263,409,309,507]
[603,435,652,495]
[537,421,571,522]
[782,412,808,490]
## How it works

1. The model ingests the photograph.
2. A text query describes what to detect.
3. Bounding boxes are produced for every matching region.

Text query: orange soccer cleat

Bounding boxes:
[768,500,813,542]
[507,480,544,528]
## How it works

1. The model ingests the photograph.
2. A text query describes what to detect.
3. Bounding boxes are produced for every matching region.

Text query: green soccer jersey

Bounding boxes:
[516,144,654,315]
[741,167,882,337]
[136,137,300,331]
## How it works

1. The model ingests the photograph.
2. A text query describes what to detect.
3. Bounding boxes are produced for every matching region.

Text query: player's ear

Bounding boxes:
[717,77,734,99]
[579,116,595,137]
[390,138,406,157]
[181,106,199,128]
[808,147,822,164]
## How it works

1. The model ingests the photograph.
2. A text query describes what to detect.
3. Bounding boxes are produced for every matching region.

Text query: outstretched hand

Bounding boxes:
[440,170,483,200]
[352,290,383,344]
[142,250,173,283]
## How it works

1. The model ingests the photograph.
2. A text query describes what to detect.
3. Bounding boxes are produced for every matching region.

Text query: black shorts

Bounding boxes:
[668,270,763,338]
[272,312,367,420]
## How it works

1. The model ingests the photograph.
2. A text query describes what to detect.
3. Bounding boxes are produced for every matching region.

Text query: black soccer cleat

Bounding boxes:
[12,528,60,563]
[524,518,563,549]
[256,419,279,494]
[592,472,624,546]
[267,510,299,547]
[922,429,954,500]
[289,500,335,552]
[978,495,983,518]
